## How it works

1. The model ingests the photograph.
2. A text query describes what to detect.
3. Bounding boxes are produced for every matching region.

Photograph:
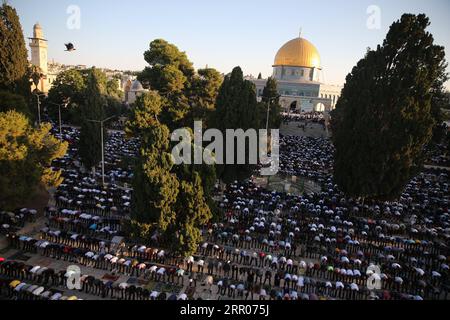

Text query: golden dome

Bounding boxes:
[274,37,321,69]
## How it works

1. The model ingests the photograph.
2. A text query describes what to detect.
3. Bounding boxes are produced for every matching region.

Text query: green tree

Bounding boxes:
[212,66,261,183]
[138,39,196,129]
[0,110,67,209]
[126,91,179,228]
[0,90,31,118]
[167,172,212,256]
[127,91,215,256]
[331,14,447,200]
[261,77,282,129]
[78,68,106,169]
[132,39,220,254]
[0,3,28,93]
[47,68,124,125]
[257,73,262,79]
[46,69,87,124]
[190,67,223,124]
[139,39,223,131]
[429,54,449,143]
[106,78,124,100]
[140,39,195,90]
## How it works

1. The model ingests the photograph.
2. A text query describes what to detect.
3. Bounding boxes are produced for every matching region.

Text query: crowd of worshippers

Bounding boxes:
[279,135,333,182]
[1,124,450,301]
[103,132,138,186]
[1,209,37,236]
[208,165,449,300]
[281,112,325,124]
[50,127,138,188]
[424,135,450,167]
[0,260,192,300]
[0,260,82,300]
[6,166,450,300]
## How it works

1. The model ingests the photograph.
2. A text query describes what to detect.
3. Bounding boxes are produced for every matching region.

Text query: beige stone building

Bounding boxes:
[28,23,57,93]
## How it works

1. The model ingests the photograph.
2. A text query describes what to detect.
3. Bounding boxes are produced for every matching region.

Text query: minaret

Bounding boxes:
[29,23,48,91]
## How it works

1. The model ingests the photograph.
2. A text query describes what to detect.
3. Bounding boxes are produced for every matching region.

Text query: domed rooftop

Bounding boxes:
[274,37,321,69]
[33,22,44,39]
[130,80,144,91]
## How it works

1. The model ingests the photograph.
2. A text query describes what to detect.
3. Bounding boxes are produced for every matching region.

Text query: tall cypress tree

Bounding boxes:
[128,92,214,256]
[0,3,28,92]
[79,68,106,169]
[213,66,261,183]
[127,91,179,228]
[261,77,282,129]
[332,14,447,200]
[167,172,212,256]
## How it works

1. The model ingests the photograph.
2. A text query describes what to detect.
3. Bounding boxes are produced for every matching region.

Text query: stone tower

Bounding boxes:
[29,23,48,91]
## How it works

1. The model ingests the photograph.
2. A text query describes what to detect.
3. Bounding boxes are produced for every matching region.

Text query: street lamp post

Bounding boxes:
[49,98,70,136]
[33,92,46,125]
[87,116,115,186]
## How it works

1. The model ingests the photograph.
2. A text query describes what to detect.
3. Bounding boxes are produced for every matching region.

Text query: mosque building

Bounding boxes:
[251,34,343,113]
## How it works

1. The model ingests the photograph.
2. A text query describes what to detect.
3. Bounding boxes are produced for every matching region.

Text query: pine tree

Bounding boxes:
[190,67,223,124]
[332,14,447,200]
[139,39,195,130]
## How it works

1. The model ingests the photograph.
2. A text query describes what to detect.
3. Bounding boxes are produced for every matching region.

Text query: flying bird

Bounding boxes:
[65,43,76,52]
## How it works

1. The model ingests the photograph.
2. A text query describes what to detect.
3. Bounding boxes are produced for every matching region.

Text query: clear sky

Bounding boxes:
[11,0,450,89]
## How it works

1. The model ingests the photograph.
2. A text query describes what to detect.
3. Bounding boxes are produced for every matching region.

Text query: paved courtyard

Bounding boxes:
[280,121,330,138]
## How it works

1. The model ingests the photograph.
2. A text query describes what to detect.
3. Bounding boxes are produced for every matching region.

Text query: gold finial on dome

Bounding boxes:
[274,36,321,69]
